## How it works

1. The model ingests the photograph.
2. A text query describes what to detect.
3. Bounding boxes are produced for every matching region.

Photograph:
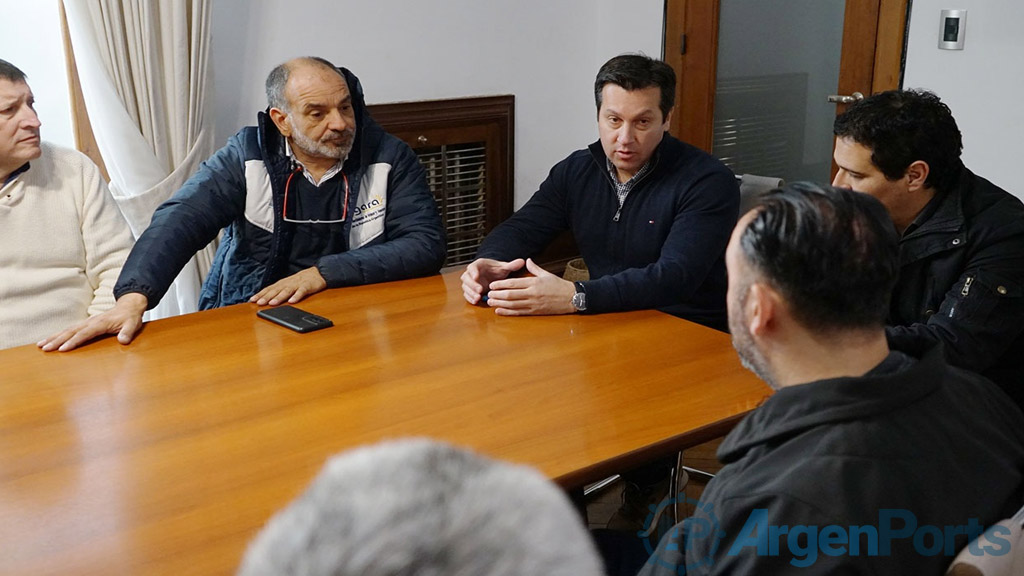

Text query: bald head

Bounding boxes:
[265,57,345,111]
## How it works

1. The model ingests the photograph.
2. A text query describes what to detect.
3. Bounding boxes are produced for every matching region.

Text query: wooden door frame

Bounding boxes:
[664,0,910,152]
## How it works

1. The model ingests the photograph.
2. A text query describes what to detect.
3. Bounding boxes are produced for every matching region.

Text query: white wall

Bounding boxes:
[12,1,1020,204]
[0,1,75,148]
[904,0,1023,195]
[211,0,663,207]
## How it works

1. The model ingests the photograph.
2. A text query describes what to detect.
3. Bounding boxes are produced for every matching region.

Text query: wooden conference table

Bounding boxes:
[0,272,771,575]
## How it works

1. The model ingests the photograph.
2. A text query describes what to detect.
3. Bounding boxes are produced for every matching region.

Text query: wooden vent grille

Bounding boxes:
[367,96,514,269]
[418,143,488,266]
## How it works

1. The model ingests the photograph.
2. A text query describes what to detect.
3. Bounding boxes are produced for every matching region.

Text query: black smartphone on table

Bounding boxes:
[257,305,334,333]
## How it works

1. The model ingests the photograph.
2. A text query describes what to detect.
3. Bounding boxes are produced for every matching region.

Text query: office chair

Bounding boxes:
[736,173,784,215]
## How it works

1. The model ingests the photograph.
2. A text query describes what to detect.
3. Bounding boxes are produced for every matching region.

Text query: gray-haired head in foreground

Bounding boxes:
[236,438,606,576]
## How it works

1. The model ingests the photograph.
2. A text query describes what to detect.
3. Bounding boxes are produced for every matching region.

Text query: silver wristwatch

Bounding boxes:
[571,281,587,312]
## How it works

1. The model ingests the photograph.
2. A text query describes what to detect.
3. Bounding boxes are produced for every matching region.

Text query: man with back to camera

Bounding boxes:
[639,183,1024,575]
[460,53,739,330]
[40,56,446,352]
[833,89,1024,409]
[0,59,133,349]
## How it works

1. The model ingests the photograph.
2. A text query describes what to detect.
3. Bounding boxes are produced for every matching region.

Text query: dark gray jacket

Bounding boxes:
[640,348,1024,575]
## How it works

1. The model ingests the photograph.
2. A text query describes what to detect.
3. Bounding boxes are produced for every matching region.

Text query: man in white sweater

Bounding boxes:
[0,59,133,349]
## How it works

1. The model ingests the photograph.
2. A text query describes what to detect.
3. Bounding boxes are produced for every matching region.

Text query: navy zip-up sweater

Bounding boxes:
[477,134,738,330]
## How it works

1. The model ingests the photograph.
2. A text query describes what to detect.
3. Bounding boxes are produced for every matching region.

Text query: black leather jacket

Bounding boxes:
[886,168,1024,409]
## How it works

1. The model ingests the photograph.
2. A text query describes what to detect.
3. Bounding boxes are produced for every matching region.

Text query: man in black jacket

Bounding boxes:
[640,183,1024,575]
[833,90,1024,409]
[460,54,738,330]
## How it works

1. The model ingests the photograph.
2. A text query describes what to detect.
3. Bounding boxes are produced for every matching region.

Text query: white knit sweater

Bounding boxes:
[0,143,134,349]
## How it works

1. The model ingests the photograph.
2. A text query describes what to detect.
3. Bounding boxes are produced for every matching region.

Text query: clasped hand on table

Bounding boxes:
[460,257,577,316]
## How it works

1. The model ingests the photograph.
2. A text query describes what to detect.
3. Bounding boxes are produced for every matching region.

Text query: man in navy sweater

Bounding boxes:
[460,54,739,330]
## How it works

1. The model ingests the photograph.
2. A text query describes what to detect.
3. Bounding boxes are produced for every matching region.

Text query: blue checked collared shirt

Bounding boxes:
[606,157,653,222]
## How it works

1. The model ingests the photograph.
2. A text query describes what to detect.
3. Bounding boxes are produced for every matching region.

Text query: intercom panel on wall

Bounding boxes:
[939,10,966,50]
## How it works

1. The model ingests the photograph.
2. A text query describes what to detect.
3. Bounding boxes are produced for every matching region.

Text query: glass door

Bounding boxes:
[712,0,847,183]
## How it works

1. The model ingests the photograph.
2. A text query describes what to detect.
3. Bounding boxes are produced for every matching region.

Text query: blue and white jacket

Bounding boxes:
[115,68,446,310]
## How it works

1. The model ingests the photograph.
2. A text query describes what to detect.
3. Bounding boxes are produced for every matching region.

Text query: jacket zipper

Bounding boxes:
[961,275,974,297]
[608,163,659,222]
[593,144,661,223]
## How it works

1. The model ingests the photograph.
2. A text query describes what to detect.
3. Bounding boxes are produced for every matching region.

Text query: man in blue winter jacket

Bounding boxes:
[41,56,446,352]
[460,53,738,330]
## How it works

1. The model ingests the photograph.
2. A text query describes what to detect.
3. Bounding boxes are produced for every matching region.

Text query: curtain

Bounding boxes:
[64,0,216,319]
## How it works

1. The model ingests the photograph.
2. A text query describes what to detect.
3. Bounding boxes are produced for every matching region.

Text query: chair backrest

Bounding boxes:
[737,174,784,215]
[945,504,1024,576]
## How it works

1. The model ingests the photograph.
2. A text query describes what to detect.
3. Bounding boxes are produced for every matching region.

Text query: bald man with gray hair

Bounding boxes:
[237,439,605,576]
[41,56,445,352]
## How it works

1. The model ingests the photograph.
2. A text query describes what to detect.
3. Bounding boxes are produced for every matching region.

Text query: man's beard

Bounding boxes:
[728,290,778,389]
[289,117,355,162]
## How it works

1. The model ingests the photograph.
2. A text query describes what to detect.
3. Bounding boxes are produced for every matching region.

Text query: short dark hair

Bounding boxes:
[265,56,344,110]
[0,59,27,83]
[833,89,964,192]
[594,54,676,119]
[739,182,899,332]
